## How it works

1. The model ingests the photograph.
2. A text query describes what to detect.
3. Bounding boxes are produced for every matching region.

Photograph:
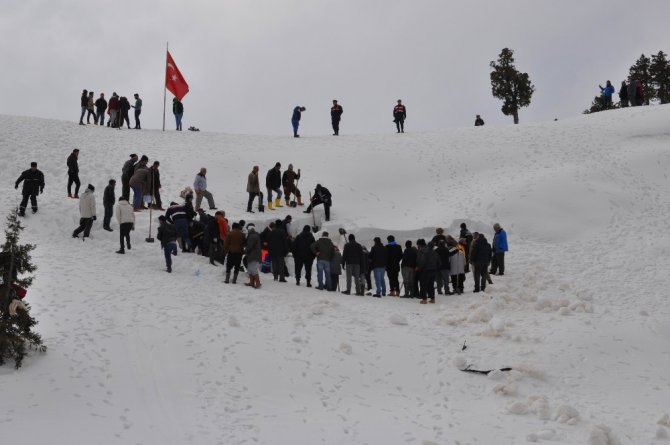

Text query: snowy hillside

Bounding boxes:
[1,107,670,445]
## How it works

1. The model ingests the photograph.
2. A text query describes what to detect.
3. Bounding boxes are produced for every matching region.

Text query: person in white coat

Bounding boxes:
[72,184,96,239]
[115,197,136,254]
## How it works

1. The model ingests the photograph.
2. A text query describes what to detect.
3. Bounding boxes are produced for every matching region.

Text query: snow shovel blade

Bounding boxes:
[289,200,297,207]
[145,237,155,243]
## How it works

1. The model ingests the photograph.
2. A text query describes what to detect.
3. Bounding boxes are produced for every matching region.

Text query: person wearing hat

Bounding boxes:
[303,184,332,221]
[102,179,116,231]
[72,184,96,239]
[115,197,135,254]
[121,154,138,200]
[157,215,178,273]
[311,231,335,290]
[66,149,81,198]
[15,162,45,217]
[131,93,142,129]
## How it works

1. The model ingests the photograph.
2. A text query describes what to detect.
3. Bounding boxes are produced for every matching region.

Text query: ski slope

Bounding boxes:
[1,107,670,444]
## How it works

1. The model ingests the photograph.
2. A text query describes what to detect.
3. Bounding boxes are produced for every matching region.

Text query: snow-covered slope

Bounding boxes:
[1,107,670,444]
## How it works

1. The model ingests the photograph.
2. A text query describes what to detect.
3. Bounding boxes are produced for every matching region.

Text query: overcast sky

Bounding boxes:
[1,0,669,135]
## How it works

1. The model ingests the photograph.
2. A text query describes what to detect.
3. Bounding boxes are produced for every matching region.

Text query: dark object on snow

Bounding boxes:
[461,340,467,351]
[461,365,512,375]
[188,126,200,132]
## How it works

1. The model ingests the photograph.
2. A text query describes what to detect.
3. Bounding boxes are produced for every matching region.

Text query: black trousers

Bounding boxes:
[305,198,331,221]
[473,264,488,291]
[451,274,466,292]
[153,188,162,209]
[247,192,263,211]
[119,222,132,249]
[419,271,436,299]
[271,256,286,280]
[387,267,400,292]
[121,176,130,200]
[331,118,340,135]
[490,252,505,274]
[294,258,313,283]
[103,204,113,228]
[20,192,38,213]
[68,174,81,196]
[226,252,242,273]
[395,118,404,132]
[73,217,94,238]
[134,110,141,128]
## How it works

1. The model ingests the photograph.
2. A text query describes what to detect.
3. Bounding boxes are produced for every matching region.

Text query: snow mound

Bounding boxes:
[338,342,353,355]
[467,305,492,323]
[389,314,408,326]
[555,404,580,425]
[506,401,529,415]
[587,425,621,445]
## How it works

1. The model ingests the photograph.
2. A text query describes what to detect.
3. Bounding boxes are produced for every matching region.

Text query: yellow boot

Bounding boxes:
[275,198,283,208]
[268,201,274,210]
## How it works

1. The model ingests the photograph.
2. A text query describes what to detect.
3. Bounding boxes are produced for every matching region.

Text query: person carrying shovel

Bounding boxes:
[282,164,303,207]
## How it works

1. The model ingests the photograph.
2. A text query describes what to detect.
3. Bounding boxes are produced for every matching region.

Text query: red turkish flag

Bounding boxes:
[165,51,189,101]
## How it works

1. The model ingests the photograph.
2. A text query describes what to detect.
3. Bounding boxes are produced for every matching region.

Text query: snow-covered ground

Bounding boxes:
[1,107,670,444]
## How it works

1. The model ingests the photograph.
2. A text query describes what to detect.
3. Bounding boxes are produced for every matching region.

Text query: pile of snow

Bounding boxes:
[2,105,670,443]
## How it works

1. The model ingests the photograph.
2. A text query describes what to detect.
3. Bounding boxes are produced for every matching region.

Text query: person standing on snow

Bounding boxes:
[115,197,135,254]
[157,215,178,273]
[599,80,615,109]
[619,81,629,107]
[107,92,120,127]
[129,164,151,211]
[78,89,88,125]
[470,232,492,292]
[490,223,508,275]
[67,149,81,199]
[246,165,263,213]
[173,97,184,131]
[393,99,406,133]
[194,168,216,211]
[102,179,116,232]
[267,219,289,282]
[86,91,96,124]
[266,162,283,210]
[303,184,332,221]
[15,162,45,217]
[224,222,245,284]
[416,240,440,304]
[244,224,262,288]
[435,240,452,295]
[149,161,163,210]
[369,237,387,297]
[131,93,142,129]
[474,115,485,126]
[282,164,303,207]
[120,154,138,201]
[401,240,417,298]
[292,106,306,137]
[385,235,403,296]
[72,184,96,239]
[330,99,343,135]
[94,93,107,125]
[119,96,132,129]
[330,247,343,291]
[311,231,335,291]
[341,233,363,295]
[292,224,316,287]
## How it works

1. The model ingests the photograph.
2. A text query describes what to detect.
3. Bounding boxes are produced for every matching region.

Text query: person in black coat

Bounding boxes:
[417,240,441,304]
[470,233,492,292]
[393,99,406,133]
[401,240,417,298]
[474,115,485,126]
[330,99,343,135]
[15,162,45,216]
[369,237,387,297]
[79,89,88,125]
[267,220,289,281]
[292,225,316,286]
[459,223,473,272]
[119,96,131,129]
[435,241,452,295]
[94,93,107,125]
[303,184,332,221]
[102,179,116,231]
[266,162,283,209]
[341,234,364,295]
[157,216,178,273]
[121,154,138,200]
[361,246,372,292]
[385,235,403,296]
[149,161,163,209]
[66,149,81,198]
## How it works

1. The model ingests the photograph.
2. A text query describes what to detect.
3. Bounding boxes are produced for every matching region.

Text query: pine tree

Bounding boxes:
[490,48,535,124]
[0,207,44,369]
[628,54,653,105]
[583,95,610,114]
[650,51,670,104]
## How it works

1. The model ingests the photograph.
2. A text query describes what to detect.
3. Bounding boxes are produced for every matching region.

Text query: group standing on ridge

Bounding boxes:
[79,89,142,129]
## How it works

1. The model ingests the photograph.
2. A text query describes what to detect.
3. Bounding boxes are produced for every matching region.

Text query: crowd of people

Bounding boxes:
[78,89,143,129]
[599,78,646,109]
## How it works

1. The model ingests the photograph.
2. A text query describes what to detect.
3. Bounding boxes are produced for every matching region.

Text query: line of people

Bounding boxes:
[599,79,646,109]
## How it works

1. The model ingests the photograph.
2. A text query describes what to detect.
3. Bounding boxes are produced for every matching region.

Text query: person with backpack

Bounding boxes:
[66,149,81,199]
[292,106,306,137]
[385,235,403,296]
[72,184,96,239]
[266,162,283,210]
[157,215,178,273]
[341,233,363,295]
[470,233,492,292]
[393,99,406,133]
[115,197,135,254]
[102,179,116,232]
[369,237,387,297]
[303,184,332,221]
[15,162,45,217]
[173,97,184,131]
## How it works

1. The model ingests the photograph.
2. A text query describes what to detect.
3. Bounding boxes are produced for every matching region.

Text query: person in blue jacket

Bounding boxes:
[599,80,615,109]
[292,106,306,138]
[490,223,508,275]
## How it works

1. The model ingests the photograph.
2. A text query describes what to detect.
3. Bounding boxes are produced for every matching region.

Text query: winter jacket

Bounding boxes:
[293,229,316,261]
[417,247,440,272]
[311,237,335,261]
[245,232,262,263]
[134,98,142,111]
[103,184,115,207]
[247,171,260,193]
[95,97,107,112]
[341,240,363,266]
[157,223,178,247]
[194,173,207,192]
[87,96,95,111]
[80,92,88,107]
[268,227,289,257]
[331,104,343,120]
[493,228,508,253]
[217,218,229,240]
[401,246,417,268]
[122,159,136,179]
[224,228,245,254]
[435,245,451,271]
[331,251,343,275]
[619,83,629,101]
[150,167,161,192]
[385,242,403,271]
[108,95,120,110]
[449,247,466,275]
[393,104,406,120]
[266,167,281,190]
[282,170,300,187]
[474,117,485,126]
[315,185,332,204]
[205,217,220,243]
[15,168,45,195]
[165,203,195,223]
[470,236,492,267]
[115,200,135,224]
[79,189,96,218]
[67,153,79,175]
[173,100,184,114]
[129,168,151,194]
[600,84,615,97]
[119,97,131,113]
[292,106,302,122]
[369,243,387,268]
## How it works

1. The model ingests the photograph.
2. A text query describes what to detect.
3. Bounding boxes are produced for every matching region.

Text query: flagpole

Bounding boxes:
[162,42,168,132]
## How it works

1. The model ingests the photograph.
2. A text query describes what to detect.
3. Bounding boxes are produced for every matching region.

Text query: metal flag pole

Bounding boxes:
[162,42,168,131]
